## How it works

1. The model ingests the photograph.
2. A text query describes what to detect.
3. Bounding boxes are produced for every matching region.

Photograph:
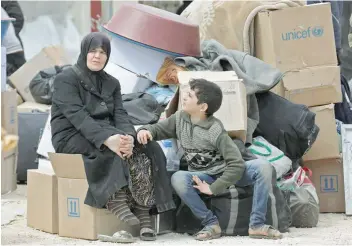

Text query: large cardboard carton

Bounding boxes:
[9,46,70,102]
[304,158,345,213]
[167,71,247,141]
[17,102,51,113]
[303,104,340,161]
[255,3,337,73]
[1,46,6,92]
[48,153,138,240]
[27,169,58,233]
[1,89,18,135]
[271,66,342,107]
[1,147,17,195]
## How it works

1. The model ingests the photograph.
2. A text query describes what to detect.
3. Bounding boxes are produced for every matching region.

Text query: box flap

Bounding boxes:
[165,87,180,118]
[9,46,70,102]
[309,103,335,113]
[282,66,340,91]
[27,169,56,177]
[178,71,238,83]
[48,153,86,179]
[17,102,51,113]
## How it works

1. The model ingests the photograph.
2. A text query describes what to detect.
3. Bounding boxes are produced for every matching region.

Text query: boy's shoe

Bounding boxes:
[248,225,282,239]
[194,223,221,241]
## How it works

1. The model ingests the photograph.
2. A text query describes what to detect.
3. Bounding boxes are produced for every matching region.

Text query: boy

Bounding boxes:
[137,79,282,240]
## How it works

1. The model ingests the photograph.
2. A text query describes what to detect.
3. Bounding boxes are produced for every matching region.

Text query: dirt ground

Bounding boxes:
[1,185,352,245]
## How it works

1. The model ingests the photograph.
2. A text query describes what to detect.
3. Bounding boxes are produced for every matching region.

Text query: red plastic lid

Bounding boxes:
[104,3,201,57]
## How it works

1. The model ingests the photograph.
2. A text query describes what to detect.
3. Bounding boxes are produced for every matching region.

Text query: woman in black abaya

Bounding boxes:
[50,32,172,241]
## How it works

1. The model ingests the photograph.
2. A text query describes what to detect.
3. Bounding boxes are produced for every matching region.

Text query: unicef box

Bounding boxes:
[254,3,337,73]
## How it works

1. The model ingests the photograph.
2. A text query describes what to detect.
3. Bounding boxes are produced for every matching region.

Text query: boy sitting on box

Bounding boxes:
[137,79,282,240]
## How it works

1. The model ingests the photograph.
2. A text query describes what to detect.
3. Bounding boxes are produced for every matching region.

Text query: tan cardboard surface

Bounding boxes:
[255,3,337,73]
[282,66,342,107]
[17,102,51,113]
[167,71,247,141]
[57,178,138,240]
[27,169,58,234]
[1,89,19,135]
[304,158,345,213]
[9,46,70,102]
[48,153,86,179]
[303,104,340,161]
[1,148,17,195]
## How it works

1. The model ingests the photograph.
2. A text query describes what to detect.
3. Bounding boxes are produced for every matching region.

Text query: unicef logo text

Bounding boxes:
[281,26,324,41]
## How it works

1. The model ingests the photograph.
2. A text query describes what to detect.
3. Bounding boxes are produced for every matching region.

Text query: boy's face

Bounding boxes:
[182,88,207,115]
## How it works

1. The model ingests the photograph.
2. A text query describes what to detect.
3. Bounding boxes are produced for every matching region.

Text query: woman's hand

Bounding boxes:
[104,134,124,158]
[120,135,134,158]
[137,130,153,145]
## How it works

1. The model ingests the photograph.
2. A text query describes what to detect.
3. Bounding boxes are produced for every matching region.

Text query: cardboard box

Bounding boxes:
[167,71,247,141]
[271,66,342,107]
[17,102,51,113]
[303,104,340,161]
[304,158,345,213]
[2,46,6,92]
[1,89,18,135]
[27,169,58,233]
[1,147,18,195]
[48,153,138,240]
[9,46,70,102]
[255,3,337,73]
[341,125,352,215]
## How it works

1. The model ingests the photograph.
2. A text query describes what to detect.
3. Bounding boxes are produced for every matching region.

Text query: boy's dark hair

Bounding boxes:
[189,78,223,116]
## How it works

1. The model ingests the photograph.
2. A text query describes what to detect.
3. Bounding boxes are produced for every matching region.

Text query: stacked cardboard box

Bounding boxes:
[166,71,248,142]
[255,3,345,212]
[27,114,175,238]
[1,45,19,194]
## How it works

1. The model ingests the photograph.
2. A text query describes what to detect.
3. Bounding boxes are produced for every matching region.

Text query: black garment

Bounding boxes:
[51,32,175,211]
[6,51,26,77]
[340,1,352,81]
[51,32,135,208]
[334,74,352,124]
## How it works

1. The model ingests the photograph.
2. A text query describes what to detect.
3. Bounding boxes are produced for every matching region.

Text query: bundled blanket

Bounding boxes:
[181,0,304,55]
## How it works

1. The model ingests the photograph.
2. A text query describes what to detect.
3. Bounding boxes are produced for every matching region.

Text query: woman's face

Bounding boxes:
[86,47,107,71]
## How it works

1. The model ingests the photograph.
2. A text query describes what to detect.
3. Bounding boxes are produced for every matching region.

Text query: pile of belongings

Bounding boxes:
[21,1,325,237]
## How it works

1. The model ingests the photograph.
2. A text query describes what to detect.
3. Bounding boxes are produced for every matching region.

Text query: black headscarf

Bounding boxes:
[76,32,111,93]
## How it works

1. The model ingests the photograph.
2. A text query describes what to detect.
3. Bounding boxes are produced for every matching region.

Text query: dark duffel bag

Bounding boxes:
[255,92,320,161]
[17,111,49,182]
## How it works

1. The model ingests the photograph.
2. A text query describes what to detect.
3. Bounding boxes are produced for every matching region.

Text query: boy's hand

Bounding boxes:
[193,175,213,195]
[137,130,153,145]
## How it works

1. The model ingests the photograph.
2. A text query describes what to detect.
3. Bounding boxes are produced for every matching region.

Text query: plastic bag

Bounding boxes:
[277,166,306,191]
[249,136,292,178]
[289,176,319,228]
[158,139,181,171]
[29,65,71,104]
[278,167,319,228]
